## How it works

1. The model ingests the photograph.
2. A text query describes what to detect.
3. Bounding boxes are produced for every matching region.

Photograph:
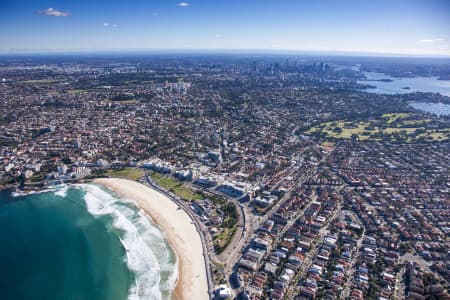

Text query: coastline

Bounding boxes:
[93,178,209,300]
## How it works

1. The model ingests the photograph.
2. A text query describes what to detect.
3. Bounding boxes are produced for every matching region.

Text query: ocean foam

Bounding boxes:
[12,184,70,198]
[54,185,69,198]
[76,184,177,300]
[12,187,58,197]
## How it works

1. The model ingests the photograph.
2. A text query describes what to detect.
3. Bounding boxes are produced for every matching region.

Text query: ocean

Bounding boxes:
[0,184,177,300]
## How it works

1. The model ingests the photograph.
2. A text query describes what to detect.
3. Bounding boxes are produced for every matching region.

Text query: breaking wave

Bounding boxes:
[54,184,69,197]
[75,184,178,300]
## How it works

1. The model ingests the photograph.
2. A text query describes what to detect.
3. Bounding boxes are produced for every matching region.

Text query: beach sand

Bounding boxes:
[94,178,209,300]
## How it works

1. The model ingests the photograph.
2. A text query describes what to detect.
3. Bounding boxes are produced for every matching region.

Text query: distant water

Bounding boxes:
[409,101,450,116]
[358,72,450,97]
[0,184,177,300]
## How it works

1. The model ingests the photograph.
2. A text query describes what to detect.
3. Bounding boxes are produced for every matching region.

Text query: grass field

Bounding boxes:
[382,113,410,123]
[149,172,203,201]
[104,168,145,181]
[307,113,450,142]
[68,89,86,94]
[105,99,139,104]
[149,171,238,254]
[20,79,60,84]
[213,227,237,253]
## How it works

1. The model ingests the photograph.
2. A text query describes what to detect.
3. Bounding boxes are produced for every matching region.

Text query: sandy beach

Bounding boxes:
[94,178,209,300]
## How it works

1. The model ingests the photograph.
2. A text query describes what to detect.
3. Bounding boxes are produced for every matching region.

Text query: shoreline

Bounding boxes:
[93,178,209,300]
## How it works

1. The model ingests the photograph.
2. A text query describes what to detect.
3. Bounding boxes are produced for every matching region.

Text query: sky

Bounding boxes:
[0,0,449,56]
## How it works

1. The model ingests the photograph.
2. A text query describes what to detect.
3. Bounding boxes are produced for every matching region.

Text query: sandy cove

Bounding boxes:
[94,178,209,300]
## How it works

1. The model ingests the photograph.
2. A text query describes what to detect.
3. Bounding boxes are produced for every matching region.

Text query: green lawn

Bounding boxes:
[213,227,237,254]
[172,185,203,201]
[149,172,203,201]
[20,79,60,84]
[105,99,139,104]
[67,89,86,94]
[307,115,450,142]
[382,113,410,123]
[104,168,145,181]
[149,171,239,254]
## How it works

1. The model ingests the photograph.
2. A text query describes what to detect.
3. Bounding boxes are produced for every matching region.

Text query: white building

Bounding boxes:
[216,284,233,299]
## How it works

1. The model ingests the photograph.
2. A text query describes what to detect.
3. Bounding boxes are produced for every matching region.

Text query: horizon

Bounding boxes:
[1,0,449,57]
[1,2,450,299]
[2,49,450,60]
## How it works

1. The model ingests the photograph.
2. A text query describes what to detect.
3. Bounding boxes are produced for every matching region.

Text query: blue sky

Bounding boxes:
[0,0,449,56]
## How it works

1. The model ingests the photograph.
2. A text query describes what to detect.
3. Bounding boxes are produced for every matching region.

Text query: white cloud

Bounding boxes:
[419,38,445,43]
[415,38,449,56]
[101,22,118,28]
[178,2,190,7]
[37,8,70,17]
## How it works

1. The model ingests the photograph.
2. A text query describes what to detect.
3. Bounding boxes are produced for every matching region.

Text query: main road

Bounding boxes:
[144,174,215,299]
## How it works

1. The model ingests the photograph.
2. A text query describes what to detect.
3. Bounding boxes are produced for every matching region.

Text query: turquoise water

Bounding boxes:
[409,101,450,116]
[358,72,450,97]
[0,184,177,300]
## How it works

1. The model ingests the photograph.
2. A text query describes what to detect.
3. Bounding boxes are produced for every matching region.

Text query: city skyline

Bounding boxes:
[1,0,450,56]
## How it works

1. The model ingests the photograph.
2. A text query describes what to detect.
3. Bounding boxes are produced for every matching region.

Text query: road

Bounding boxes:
[285,199,342,299]
[223,142,342,296]
[259,142,340,227]
[220,203,253,275]
[145,174,215,299]
[340,229,366,299]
